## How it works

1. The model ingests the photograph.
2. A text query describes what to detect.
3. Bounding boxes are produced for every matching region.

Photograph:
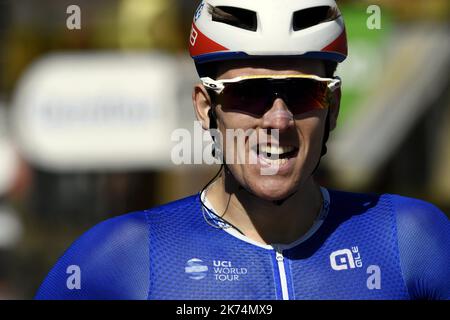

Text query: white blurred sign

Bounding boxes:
[0,141,17,195]
[0,105,17,195]
[0,205,22,248]
[12,53,180,171]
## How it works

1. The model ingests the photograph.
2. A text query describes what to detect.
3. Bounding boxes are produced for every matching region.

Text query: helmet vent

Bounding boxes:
[293,6,340,31]
[208,5,257,32]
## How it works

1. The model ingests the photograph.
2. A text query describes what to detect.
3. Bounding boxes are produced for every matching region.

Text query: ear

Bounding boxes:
[192,83,213,130]
[329,87,341,131]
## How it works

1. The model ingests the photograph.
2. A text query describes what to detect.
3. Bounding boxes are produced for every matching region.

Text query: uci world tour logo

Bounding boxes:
[185,258,248,282]
[185,258,208,280]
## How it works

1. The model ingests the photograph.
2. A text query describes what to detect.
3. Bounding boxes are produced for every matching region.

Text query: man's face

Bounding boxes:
[195,58,339,201]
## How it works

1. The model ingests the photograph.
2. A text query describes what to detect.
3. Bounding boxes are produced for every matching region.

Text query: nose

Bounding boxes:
[261,97,294,131]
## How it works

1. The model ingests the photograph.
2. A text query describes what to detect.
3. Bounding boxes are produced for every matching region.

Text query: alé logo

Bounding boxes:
[329,247,382,290]
[330,246,363,271]
[185,258,248,282]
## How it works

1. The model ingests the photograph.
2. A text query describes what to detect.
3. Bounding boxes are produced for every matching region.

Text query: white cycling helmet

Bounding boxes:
[189,0,348,75]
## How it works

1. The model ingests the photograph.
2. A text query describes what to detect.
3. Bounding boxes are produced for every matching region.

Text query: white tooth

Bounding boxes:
[280,146,294,154]
[259,145,295,157]
[260,145,268,154]
[264,158,288,166]
[278,147,284,154]
[261,145,275,155]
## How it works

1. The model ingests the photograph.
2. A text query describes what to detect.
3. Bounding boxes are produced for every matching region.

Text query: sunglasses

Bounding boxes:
[201,75,341,117]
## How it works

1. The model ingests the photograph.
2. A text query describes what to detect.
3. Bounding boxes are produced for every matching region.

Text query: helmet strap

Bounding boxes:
[312,108,331,175]
[208,106,218,157]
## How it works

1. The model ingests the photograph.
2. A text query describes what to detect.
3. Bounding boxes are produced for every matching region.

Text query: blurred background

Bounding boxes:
[0,0,448,299]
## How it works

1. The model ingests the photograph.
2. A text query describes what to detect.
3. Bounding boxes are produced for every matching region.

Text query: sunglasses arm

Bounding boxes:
[328,77,341,92]
[200,77,225,94]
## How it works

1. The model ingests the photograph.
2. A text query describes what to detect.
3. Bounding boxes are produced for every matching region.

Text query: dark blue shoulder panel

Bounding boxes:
[393,195,450,300]
[35,211,150,300]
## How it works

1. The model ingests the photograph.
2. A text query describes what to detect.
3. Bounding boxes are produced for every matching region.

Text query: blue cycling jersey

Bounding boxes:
[35,188,450,300]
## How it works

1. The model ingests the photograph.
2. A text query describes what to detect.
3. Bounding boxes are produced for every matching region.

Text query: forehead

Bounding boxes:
[216,58,326,79]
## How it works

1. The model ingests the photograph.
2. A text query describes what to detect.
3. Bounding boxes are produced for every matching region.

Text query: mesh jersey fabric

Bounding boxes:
[35,189,450,300]
[35,212,150,299]
[394,196,450,299]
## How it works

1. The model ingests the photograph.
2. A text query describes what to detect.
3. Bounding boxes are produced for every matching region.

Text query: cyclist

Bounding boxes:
[36,0,449,299]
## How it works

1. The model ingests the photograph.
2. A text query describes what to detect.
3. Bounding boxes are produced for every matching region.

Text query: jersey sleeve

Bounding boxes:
[35,211,150,300]
[393,196,450,300]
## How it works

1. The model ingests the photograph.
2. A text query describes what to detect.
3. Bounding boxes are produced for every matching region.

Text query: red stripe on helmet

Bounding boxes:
[189,23,228,58]
[322,28,348,56]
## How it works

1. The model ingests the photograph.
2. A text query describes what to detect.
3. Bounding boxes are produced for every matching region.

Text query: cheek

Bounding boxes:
[296,115,326,150]
[217,111,256,147]
[217,108,255,130]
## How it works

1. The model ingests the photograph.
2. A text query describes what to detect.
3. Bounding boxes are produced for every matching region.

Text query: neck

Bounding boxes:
[206,172,323,245]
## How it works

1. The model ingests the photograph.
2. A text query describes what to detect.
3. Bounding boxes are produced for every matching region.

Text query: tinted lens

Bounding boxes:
[282,79,329,114]
[218,78,329,116]
[219,79,271,116]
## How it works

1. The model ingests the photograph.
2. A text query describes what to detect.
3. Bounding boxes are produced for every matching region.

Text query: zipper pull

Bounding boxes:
[274,246,290,300]
[274,246,284,261]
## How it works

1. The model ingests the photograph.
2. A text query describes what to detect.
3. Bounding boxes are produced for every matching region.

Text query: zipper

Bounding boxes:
[274,246,289,300]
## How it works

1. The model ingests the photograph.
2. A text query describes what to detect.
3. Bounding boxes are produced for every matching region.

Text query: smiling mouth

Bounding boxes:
[254,144,299,164]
